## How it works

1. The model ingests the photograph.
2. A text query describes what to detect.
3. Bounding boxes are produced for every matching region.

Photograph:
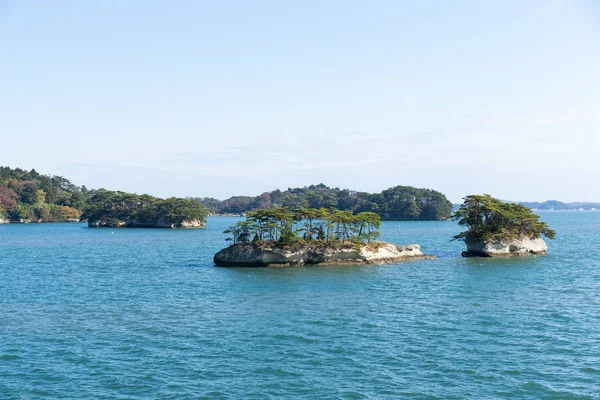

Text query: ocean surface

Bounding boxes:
[1,212,599,399]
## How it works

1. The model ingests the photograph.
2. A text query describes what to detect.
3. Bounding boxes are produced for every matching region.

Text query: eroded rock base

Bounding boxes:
[214,242,433,267]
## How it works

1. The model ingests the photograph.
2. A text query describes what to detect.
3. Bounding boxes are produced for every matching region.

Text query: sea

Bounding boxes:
[1,212,599,399]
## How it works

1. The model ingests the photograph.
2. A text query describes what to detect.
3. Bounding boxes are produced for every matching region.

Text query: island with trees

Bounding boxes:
[0,166,208,228]
[518,200,600,211]
[213,207,431,266]
[0,166,87,223]
[453,194,556,257]
[83,189,207,228]
[197,184,453,221]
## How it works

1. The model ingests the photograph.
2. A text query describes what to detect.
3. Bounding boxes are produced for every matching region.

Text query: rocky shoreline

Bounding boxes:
[0,218,81,224]
[88,218,205,228]
[214,242,432,267]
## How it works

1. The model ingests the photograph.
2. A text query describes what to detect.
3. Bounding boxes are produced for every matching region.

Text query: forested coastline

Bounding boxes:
[0,167,87,222]
[196,184,454,221]
[0,166,207,227]
[0,168,455,223]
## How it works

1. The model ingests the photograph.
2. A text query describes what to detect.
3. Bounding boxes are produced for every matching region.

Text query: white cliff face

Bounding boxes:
[360,243,424,262]
[175,219,205,228]
[464,236,548,257]
[214,242,430,267]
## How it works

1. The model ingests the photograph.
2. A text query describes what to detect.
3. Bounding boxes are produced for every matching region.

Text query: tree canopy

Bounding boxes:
[224,207,381,245]
[198,184,453,220]
[0,166,88,222]
[453,194,556,242]
[82,189,207,227]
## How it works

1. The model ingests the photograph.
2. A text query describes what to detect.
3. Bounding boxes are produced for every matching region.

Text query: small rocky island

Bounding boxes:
[214,242,429,267]
[83,189,207,228]
[453,194,555,257]
[213,208,431,267]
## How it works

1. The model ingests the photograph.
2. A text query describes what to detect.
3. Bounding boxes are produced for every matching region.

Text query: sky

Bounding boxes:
[1,0,599,202]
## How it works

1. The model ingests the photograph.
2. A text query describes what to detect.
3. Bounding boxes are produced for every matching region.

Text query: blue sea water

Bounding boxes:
[1,212,599,399]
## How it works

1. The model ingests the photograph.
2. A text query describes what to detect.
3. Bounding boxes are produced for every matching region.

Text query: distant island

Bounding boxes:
[453,200,600,211]
[196,184,454,221]
[0,166,207,228]
[517,200,600,211]
[453,194,556,257]
[214,207,431,266]
[83,189,207,228]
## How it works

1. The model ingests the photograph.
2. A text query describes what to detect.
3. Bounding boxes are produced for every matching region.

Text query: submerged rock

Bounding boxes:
[214,242,432,267]
[462,235,548,257]
[88,218,205,228]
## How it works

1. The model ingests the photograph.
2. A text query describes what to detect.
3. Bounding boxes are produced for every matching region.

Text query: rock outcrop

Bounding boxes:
[214,242,432,267]
[462,235,548,257]
[0,218,8,224]
[88,218,205,228]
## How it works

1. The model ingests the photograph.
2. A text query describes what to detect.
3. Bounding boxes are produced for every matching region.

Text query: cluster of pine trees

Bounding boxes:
[224,207,381,245]
[198,184,453,220]
[453,194,556,242]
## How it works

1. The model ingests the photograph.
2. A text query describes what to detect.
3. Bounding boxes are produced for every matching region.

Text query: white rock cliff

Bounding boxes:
[214,242,431,267]
[463,236,548,257]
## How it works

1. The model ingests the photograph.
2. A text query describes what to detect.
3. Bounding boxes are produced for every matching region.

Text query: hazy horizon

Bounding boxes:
[1,1,599,203]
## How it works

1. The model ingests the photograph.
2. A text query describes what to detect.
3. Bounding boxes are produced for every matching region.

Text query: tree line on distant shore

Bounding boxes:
[224,207,381,245]
[0,166,207,225]
[196,184,453,221]
[0,167,86,222]
[0,167,452,226]
[518,200,600,211]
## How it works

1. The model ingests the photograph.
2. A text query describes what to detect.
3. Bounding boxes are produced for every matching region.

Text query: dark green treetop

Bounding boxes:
[198,184,453,220]
[453,194,556,242]
[82,189,207,225]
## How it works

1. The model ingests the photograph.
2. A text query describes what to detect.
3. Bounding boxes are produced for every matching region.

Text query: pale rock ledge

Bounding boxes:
[214,242,433,267]
[463,236,548,257]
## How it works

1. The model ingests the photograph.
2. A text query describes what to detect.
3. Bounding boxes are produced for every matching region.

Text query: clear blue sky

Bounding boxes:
[1,0,599,202]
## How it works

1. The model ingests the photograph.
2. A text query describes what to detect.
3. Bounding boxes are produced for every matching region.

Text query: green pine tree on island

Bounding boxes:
[453,194,555,257]
[223,207,382,246]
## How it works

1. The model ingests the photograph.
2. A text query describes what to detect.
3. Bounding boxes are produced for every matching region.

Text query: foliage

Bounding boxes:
[0,166,91,221]
[197,184,452,220]
[224,207,381,245]
[82,189,207,226]
[195,197,222,214]
[53,205,82,220]
[452,194,556,242]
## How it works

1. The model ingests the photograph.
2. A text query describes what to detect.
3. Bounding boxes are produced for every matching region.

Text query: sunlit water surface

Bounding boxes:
[1,212,599,399]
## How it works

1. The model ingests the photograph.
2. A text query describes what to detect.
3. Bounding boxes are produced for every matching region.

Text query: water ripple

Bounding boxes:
[1,214,600,398]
